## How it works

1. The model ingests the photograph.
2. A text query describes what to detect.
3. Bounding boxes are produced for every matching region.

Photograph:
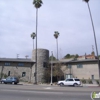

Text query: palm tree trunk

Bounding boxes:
[33,39,34,50]
[35,8,38,84]
[56,39,58,60]
[87,2,100,85]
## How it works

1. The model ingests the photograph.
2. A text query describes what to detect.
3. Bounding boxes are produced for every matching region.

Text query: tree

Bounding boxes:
[43,67,51,83]
[91,51,95,56]
[64,54,71,59]
[83,0,100,85]
[54,31,60,60]
[75,54,79,58]
[64,54,79,59]
[33,0,43,84]
[31,32,36,50]
[53,63,64,81]
[43,63,64,83]
[49,56,57,61]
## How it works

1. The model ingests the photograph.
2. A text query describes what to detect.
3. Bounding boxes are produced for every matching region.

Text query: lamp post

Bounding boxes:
[50,51,53,85]
[31,32,36,50]
[83,0,100,85]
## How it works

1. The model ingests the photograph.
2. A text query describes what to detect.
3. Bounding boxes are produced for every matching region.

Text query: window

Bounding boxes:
[66,74,73,79]
[67,65,72,68]
[43,62,48,68]
[5,62,10,66]
[77,64,83,68]
[18,63,24,66]
[67,79,74,81]
[75,79,80,81]
[8,71,10,76]
[22,72,26,77]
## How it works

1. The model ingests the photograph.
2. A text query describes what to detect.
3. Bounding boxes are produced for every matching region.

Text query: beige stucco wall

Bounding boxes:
[71,63,99,79]
[61,62,99,79]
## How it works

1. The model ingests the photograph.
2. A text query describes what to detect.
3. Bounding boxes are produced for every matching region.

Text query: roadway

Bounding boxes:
[0,84,99,100]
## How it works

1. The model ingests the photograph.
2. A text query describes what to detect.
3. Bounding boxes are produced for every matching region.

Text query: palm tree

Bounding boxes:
[83,0,100,85]
[33,0,43,84]
[54,31,60,60]
[31,32,36,50]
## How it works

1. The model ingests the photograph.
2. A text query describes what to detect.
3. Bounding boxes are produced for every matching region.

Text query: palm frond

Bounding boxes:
[83,0,89,3]
[33,0,43,8]
[54,31,60,39]
[31,32,36,39]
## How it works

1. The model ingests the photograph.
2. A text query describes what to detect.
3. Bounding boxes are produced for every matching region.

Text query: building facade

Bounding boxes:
[0,48,100,83]
[0,49,49,83]
[60,59,99,80]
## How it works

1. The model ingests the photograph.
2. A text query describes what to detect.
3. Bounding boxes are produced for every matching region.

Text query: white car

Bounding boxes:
[57,78,81,87]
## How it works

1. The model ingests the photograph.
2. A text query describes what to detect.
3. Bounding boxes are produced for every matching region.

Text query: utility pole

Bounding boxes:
[50,51,53,85]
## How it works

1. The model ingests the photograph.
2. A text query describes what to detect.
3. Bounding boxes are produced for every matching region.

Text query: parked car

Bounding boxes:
[57,78,81,87]
[0,76,19,84]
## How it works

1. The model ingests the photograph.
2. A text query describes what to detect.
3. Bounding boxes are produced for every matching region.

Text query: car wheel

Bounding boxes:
[12,82,15,85]
[60,83,64,86]
[1,81,4,84]
[73,83,78,87]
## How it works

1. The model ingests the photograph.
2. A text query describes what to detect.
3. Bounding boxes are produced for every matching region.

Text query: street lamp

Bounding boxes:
[83,0,100,85]
[31,32,36,50]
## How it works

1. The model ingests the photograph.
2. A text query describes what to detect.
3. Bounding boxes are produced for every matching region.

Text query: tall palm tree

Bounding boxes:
[33,0,43,84]
[83,0,100,85]
[54,31,60,60]
[31,32,36,50]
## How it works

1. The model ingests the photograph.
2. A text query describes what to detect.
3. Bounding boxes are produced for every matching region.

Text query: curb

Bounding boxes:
[19,82,99,87]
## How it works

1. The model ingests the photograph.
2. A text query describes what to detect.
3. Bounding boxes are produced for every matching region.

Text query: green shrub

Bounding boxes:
[96,80,99,85]
[81,78,86,84]
[0,73,7,79]
[3,74,7,78]
[87,78,93,84]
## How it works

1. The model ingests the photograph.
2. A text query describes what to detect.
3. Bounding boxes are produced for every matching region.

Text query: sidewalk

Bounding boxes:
[19,82,99,87]
[18,82,33,85]
[82,84,99,87]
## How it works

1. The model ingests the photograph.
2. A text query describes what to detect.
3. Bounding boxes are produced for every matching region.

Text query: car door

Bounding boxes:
[65,79,74,85]
[68,79,74,85]
[6,77,12,83]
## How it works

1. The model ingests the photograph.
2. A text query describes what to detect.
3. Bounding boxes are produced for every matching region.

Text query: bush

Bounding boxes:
[0,73,8,79]
[81,78,86,84]
[96,80,99,85]
[87,78,93,84]
[3,74,7,78]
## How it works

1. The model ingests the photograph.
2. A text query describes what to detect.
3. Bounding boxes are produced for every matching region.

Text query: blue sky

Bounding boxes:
[0,0,100,59]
